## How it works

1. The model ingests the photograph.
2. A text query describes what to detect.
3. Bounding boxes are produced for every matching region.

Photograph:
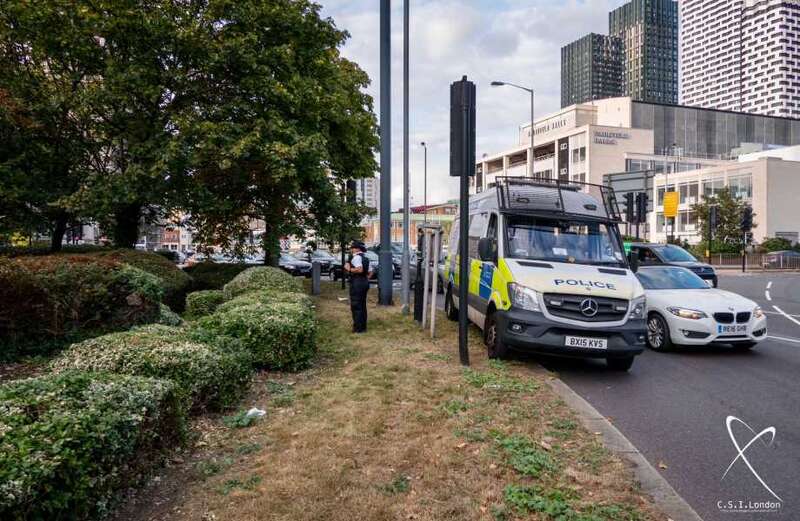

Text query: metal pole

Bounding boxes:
[378,0,392,305]
[401,0,410,314]
[458,92,470,367]
[422,142,428,225]
[530,89,534,178]
[430,229,440,338]
[421,229,431,328]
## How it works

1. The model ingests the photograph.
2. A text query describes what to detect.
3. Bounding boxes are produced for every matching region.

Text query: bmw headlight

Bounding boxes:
[754,306,764,319]
[508,283,541,312]
[667,307,708,320]
[628,295,646,320]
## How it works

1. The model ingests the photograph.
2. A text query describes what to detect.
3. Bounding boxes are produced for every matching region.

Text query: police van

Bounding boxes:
[444,177,647,371]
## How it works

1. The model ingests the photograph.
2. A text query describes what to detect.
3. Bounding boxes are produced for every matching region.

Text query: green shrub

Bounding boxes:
[0,256,161,357]
[222,266,302,299]
[158,303,184,326]
[196,302,316,370]
[51,328,251,411]
[0,372,185,520]
[183,262,251,291]
[90,249,193,311]
[185,290,226,319]
[216,289,313,314]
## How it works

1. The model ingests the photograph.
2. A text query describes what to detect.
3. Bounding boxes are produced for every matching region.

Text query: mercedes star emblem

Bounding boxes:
[580,298,599,317]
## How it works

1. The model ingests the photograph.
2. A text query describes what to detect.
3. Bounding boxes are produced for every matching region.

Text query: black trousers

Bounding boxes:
[349,277,369,332]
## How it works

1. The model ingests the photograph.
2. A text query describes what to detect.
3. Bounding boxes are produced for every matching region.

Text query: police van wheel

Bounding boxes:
[485,312,510,360]
[445,286,458,322]
[606,356,634,371]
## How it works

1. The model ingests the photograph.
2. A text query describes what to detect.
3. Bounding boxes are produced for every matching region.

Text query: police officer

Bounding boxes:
[345,240,370,333]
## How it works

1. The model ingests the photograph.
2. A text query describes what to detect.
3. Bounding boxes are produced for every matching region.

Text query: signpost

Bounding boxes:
[450,76,475,367]
[663,191,679,243]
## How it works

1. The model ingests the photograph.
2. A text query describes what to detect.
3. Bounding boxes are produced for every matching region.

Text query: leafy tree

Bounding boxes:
[692,187,755,254]
[171,0,378,264]
[758,237,793,253]
[0,3,102,251]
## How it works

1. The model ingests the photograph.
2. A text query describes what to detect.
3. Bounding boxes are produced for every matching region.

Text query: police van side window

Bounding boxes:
[468,213,488,259]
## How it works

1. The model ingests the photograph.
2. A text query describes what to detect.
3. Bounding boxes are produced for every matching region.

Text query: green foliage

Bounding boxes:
[378,475,411,495]
[185,290,226,319]
[183,262,251,291]
[51,328,251,411]
[463,368,538,393]
[222,409,261,429]
[222,266,303,299]
[0,371,185,520]
[495,434,557,478]
[216,289,313,314]
[219,474,262,495]
[693,188,754,252]
[90,250,193,311]
[157,303,185,326]
[758,236,794,253]
[503,485,642,521]
[197,302,317,370]
[266,381,295,407]
[0,255,160,357]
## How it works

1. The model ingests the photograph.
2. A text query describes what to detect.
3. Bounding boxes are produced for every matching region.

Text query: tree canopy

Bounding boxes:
[692,188,755,254]
[0,0,378,257]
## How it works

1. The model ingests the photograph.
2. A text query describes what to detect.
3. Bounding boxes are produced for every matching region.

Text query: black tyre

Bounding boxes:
[485,311,510,360]
[444,285,458,322]
[607,356,635,371]
[646,313,673,351]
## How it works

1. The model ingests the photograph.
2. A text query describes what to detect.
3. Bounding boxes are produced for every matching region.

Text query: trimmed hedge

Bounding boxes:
[0,256,161,355]
[222,266,302,299]
[157,303,184,326]
[197,302,316,370]
[51,328,252,411]
[185,290,226,319]
[183,262,250,291]
[0,372,185,520]
[90,249,193,311]
[216,289,313,314]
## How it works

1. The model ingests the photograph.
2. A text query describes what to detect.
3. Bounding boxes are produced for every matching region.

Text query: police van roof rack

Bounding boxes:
[495,176,622,222]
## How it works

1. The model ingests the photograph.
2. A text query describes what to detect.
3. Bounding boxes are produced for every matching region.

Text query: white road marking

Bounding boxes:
[767,335,800,345]
[763,310,800,318]
[773,305,800,327]
[765,290,772,301]
[767,281,773,290]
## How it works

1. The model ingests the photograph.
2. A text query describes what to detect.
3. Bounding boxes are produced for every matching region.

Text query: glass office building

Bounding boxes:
[630,101,800,160]
[561,34,624,107]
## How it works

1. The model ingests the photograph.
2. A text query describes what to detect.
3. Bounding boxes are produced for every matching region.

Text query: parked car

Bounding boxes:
[637,265,766,351]
[762,250,800,269]
[628,242,718,287]
[279,253,312,276]
[367,244,403,279]
[295,249,335,274]
[409,249,445,293]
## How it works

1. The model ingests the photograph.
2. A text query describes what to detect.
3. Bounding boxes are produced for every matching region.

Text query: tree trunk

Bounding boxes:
[113,203,142,249]
[50,213,69,253]
[261,222,280,267]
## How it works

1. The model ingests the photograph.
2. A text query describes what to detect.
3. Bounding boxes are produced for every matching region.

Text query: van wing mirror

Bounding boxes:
[478,237,497,263]
[627,251,639,273]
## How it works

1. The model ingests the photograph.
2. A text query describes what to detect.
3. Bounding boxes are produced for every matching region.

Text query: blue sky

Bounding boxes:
[319,0,629,207]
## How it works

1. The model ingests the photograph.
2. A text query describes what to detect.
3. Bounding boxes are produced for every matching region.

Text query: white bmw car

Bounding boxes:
[637,266,767,351]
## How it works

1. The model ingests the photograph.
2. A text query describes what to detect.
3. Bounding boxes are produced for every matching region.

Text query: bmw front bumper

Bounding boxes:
[665,314,767,346]
[496,308,646,359]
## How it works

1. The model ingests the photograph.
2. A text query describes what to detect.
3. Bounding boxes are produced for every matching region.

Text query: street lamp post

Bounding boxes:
[420,142,428,225]
[491,81,534,178]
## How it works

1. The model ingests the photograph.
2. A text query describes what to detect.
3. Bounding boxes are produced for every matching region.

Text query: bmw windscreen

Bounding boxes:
[505,216,626,267]
[637,266,708,290]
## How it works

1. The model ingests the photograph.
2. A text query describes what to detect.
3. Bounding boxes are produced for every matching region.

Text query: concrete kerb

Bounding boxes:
[545,376,704,521]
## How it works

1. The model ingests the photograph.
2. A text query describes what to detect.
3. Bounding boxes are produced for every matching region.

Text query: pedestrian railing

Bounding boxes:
[706,253,800,270]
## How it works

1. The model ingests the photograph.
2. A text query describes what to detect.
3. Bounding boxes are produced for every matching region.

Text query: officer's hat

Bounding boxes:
[349,240,366,252]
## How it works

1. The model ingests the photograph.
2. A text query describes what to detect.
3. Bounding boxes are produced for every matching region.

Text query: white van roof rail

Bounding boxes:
[495,176,622,222]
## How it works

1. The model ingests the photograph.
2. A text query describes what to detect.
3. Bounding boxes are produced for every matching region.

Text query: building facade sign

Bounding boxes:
[593,130,631,145]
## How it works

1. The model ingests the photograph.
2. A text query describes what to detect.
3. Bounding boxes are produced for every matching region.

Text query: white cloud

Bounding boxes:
[321,0,628,209]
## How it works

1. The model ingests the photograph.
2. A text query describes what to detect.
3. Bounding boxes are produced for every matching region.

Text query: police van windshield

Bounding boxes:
[505,216,625,267]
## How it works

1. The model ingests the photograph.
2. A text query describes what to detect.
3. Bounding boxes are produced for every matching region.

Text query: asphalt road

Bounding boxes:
[535,272,800,521]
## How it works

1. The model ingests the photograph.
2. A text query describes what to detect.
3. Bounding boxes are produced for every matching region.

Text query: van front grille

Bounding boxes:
[543,293,629,323]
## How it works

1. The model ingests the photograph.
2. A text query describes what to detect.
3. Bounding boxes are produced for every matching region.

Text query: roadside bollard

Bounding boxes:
[311,261,321,295]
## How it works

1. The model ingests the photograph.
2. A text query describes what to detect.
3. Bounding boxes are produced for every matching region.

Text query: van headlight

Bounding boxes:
[667,307,708,320]
[508,283,541,312]
[628,295,646,320]
[754,306,764,319]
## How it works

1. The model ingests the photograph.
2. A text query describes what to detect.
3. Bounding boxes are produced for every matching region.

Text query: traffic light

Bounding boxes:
[740,205,753,232]
[709,205,718,229]
[623,192,635,222]
[636,192,649,224]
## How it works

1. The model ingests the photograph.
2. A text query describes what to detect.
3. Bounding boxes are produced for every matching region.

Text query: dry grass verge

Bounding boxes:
[112,283,665,521]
